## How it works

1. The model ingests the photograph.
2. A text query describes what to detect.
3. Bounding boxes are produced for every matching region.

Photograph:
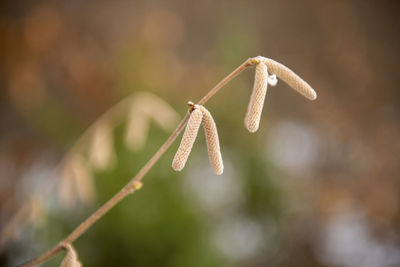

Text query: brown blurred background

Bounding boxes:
[1,0,400,266]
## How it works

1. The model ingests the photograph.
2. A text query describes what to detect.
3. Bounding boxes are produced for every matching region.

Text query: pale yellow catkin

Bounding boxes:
[245,62,269,133]
[199,106,224,175]
[172,107,203,171]
[262,57,317,100]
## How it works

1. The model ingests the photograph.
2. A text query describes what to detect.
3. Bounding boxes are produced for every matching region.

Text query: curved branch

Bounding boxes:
[18,56,316,267]
[18,58,253,267]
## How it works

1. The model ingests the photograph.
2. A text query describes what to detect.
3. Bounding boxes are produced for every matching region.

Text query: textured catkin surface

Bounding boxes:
[61,245,81,267]
[199,106,224,175]
[172,108,203,171]
[263,58,317,100]
[245,62,269,133]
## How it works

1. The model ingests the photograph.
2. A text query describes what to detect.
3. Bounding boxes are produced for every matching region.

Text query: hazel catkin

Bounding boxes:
[244,62,269,133]
[172,107,203,171]
[199,106,223,175]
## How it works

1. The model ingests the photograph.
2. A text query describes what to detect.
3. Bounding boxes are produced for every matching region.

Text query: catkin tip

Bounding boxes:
[215,166,224,175]
[172,163,184,171]
[245,120,259,133]
[310,91,317,100]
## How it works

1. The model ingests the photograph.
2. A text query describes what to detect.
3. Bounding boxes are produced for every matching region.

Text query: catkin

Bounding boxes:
[172,107,203,171]
[263,57,317,100]
[124,107,149,151]
[60,155,95,209]
[89,122,116,171]
[245,62,269,133]
[199,106,224,175]
[124,92,180,152]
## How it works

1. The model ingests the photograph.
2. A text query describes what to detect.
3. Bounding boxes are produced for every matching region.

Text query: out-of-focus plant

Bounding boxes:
[1,92,179,248]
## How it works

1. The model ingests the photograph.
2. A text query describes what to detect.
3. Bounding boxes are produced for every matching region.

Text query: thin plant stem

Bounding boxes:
[198,58,253,105]
[18,58,253,267]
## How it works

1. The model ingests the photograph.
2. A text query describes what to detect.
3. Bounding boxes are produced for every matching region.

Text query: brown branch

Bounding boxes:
[18,58,253,267]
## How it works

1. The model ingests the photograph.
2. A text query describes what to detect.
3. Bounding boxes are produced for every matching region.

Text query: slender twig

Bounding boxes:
[18,58,253,267]
[198,58,253,105]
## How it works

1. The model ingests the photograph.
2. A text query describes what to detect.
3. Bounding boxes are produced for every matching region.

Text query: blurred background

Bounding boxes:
[1,0,400,266]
